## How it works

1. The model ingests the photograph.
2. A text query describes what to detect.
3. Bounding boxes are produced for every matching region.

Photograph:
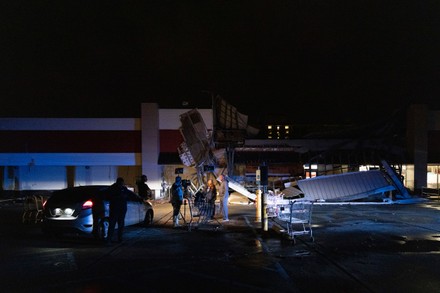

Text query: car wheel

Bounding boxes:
[144,210,153,226]
[97,218,109,240]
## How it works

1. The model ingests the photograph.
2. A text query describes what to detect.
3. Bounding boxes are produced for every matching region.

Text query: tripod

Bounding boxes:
[164,197,193,229]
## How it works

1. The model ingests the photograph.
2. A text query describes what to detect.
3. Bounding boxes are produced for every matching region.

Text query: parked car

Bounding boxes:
[41,185,154,240]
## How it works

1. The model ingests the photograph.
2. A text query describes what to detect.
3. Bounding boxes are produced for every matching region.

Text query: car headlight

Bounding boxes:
[54,208,62,216]
[52,208,74,216]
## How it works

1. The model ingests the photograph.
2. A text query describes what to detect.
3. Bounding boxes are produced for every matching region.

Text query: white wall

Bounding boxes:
[0,118,140,130]
[16,166,67,190]
[0,153,141,166]
[75,166,118,186]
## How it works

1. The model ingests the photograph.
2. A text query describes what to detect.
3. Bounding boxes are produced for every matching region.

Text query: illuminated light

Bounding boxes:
[304,164,310,169]
[276,125,280,130]
[284,125,289,130]
[267,125,272,130]
[54,208,62,215]
[82,200,93,209]
[64,208,74,215]
[427,172,437,182]
[311,164,318,169]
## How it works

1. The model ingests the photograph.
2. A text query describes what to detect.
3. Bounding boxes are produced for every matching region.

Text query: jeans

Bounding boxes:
[221,195,229,220]
[107,207,127,242]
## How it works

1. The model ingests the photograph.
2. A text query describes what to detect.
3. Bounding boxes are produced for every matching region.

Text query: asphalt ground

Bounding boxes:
[1,196,440,292]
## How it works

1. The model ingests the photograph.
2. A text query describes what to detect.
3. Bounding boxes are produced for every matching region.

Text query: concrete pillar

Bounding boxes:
[141,103,162,199]
[407,104,428,192]
[66,166,75,188]
[255,188,261,222]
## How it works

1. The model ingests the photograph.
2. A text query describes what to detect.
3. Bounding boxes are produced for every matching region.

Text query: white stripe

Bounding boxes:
[0,153,141,166]
[0,118,141,131]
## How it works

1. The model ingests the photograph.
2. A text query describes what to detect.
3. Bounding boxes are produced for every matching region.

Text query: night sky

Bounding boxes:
[1,1,440,125]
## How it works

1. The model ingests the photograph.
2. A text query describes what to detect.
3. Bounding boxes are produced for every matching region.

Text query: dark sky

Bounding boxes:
[1,1,440,125]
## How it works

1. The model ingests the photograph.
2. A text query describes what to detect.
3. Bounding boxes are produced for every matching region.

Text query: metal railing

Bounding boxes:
[421,186,440,200]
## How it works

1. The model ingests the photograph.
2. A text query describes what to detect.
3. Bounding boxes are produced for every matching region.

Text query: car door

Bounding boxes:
[125,192,141,225]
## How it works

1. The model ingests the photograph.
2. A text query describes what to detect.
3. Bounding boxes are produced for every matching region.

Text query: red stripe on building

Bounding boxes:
[0,130,184,155]
[159,130,183,153]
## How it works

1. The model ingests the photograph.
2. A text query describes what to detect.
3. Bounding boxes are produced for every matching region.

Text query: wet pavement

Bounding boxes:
[1,197,440,292]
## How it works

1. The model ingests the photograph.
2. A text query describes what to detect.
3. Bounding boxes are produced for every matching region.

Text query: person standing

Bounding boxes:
[170,176,184,228]
[204,179,217,220]
[91,190,105,239]
[136,174,152,200]
[106,177,129,243]
[218,174,229,222]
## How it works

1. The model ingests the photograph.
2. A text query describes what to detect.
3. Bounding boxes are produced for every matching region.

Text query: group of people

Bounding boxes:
[170,174,230,228]
[107,174,152,243]
[95,173,230,243]
[93,175,151,244]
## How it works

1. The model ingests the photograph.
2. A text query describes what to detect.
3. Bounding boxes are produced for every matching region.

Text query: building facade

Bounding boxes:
[0,103,439,197]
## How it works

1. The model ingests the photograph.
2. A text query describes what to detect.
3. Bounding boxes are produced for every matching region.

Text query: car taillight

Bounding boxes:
[82,200,93,209]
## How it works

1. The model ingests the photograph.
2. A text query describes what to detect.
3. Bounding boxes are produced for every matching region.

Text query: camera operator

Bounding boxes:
[170,176,184,228]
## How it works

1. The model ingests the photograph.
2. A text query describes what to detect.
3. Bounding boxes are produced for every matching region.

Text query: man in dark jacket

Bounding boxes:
[92,190,105,239]
[136,174,152,200]
[106,177,129,243]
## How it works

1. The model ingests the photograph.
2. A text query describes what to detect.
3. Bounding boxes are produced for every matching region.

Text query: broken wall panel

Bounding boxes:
[179,109,211,166]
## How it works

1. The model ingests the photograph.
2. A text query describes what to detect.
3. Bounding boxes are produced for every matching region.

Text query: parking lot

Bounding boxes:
[1,196,440,292]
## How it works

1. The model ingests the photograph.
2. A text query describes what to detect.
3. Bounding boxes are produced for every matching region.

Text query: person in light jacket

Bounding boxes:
[218,174,229,222]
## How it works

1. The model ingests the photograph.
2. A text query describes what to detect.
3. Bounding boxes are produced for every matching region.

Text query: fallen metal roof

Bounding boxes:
[297,170,396,202]
[224,176,256,201]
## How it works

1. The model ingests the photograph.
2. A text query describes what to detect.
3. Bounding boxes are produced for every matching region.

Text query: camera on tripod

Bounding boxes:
[181,179,191,188]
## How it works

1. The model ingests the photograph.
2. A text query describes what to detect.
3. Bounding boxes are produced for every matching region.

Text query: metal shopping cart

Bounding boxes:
[185,192,222,231]
[22,195,45,224]
[275,200,314,244]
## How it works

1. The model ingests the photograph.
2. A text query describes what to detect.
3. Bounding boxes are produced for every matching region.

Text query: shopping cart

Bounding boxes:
[186,192,221,231]
[22,195,45,224]
[275,200,314,243]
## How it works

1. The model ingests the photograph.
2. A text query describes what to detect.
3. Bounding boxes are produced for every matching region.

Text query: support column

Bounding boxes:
[141,103,162,199]
[407,104,428,193]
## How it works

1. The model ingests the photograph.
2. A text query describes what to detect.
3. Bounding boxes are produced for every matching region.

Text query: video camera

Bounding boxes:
[174,168,190,189]
[181,179,191,188]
